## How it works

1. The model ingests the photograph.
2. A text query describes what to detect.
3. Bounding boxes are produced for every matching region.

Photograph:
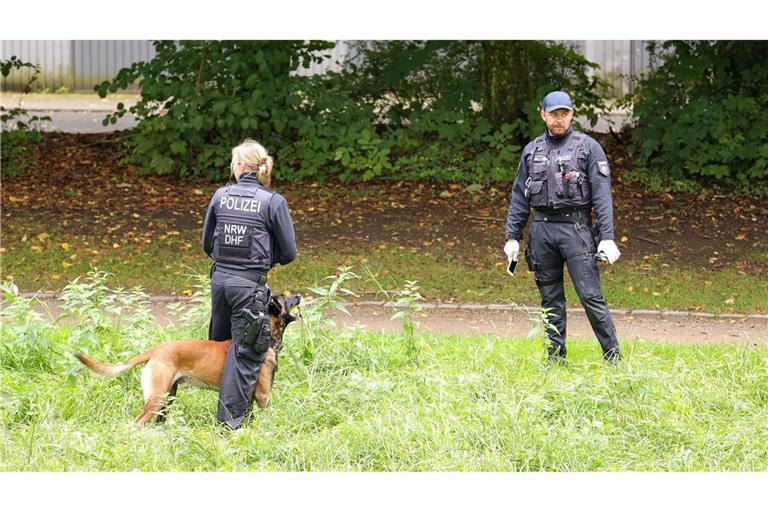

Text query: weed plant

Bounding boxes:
[1,275,766,471]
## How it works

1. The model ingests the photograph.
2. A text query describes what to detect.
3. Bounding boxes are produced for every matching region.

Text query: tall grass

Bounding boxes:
[1,275,766,471]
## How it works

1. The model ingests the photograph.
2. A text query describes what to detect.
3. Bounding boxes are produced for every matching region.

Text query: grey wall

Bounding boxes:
[1,40,654,95]
[1,40,154,92]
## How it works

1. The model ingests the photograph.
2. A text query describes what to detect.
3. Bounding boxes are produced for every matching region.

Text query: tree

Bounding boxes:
[97,40,334,179]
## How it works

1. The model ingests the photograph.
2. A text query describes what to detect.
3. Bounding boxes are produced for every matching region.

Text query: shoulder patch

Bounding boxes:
[598,161,610,176]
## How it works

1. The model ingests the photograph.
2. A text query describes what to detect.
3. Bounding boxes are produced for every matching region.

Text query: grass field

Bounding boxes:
[2,278,766,472]
[3,227,767,314]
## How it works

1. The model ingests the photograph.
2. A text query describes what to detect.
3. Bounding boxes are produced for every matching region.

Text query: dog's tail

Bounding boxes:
[74,350,154,378]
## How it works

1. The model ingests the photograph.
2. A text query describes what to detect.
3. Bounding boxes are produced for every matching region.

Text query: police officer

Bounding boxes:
[504,91,621,363]
[202,139,297,428]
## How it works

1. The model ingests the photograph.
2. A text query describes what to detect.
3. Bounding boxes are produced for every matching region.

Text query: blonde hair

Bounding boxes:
[230,139,274,186]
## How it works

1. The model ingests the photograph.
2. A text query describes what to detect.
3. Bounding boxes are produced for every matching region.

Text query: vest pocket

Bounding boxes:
[566,173,583,199]
[579,178,590,200]
[527,180,547,205]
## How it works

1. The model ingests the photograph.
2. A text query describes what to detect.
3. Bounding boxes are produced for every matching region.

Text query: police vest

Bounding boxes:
[525,131,592,210]
[212,182,275,270]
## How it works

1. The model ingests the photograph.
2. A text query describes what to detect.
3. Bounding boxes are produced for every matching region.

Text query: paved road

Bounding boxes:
[1,93,631,134]
[1,93,138,133]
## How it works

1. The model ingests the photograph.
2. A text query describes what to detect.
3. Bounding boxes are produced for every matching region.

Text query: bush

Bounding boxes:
[100,40,607,184]
[95,41,335,180]
[1,57,50,177]
[279,41,605,184]
[625,41,768,192]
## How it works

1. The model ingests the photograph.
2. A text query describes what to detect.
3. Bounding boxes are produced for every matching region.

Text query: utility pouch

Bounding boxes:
[566,172,582,199]
[555,162,565,198]
[240,308,272,352]
[524,239,536,271]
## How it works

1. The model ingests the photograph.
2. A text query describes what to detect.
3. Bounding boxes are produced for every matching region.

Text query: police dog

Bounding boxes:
[75,293,301,427]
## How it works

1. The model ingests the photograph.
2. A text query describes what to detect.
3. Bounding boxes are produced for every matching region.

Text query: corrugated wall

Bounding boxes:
[1,40,653,95]
[1,40,154,92]
[1,40,73,91]
[72,41,155,90]
[573,40,654,95]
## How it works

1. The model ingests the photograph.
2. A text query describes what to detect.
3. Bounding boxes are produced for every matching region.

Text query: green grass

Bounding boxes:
[2,288,767,471]
[3,227,767,313]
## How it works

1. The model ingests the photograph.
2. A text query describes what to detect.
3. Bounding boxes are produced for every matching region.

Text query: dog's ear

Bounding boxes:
[284,294,301,324]
[268,295,282,317]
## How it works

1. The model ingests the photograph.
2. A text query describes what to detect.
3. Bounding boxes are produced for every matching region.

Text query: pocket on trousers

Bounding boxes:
[574,224,597,254]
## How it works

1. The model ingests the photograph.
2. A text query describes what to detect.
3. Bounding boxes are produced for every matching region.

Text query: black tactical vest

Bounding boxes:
[212,181,275,270]
[525,131,592,210]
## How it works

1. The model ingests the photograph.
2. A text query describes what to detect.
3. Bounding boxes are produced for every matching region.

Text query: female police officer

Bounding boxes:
[504,91,621,364]
[202,139,296,429]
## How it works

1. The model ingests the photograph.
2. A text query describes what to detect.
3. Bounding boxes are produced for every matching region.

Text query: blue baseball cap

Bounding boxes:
[542,91,573,112]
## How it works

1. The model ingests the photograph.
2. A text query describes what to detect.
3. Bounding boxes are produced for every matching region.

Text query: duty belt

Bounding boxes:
[533,208,591,224]
[213,265,267,285]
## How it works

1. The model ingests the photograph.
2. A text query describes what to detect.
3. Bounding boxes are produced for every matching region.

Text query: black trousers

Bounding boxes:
[525,220,620,360]
[209,269,269,429]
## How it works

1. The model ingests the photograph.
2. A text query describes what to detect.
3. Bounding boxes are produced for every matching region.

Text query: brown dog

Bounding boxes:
[75,293,301,427]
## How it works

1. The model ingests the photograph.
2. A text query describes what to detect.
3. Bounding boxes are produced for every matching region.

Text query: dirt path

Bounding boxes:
[334,304,768,347]
[26,299,768,347]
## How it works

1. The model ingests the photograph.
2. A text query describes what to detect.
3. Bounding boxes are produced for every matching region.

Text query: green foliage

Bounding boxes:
[480,41,609,139]
[100,40,606,183]
[164,270,212,340]
[1,56,51,177]
[280,40,606,183]
[625,41,768,191]
[300,266,360,362]
[95,41,335,180]
[388,280,425,363]
[0,281,55,372]
[3,299,768,470]
[365,266,425,364]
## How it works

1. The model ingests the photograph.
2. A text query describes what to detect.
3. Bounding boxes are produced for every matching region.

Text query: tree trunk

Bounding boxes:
[480,41,537,129]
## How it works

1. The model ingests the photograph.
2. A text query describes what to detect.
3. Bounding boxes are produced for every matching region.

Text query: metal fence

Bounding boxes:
[1,40,653,95]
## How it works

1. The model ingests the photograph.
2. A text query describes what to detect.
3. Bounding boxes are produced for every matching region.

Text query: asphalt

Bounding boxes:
[1,93,139,132]
[0,93,632,133]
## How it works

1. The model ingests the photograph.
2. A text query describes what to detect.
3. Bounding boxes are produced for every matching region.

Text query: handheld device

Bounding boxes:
[595,251,609,263]
[507,258,517,276]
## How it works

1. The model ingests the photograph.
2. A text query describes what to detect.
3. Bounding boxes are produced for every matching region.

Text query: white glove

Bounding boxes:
[597,239,621,264]
[504,240,519,262]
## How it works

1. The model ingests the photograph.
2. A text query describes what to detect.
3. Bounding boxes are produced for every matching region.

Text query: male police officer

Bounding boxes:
[504,91,621,363]
[202,139,296,429]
